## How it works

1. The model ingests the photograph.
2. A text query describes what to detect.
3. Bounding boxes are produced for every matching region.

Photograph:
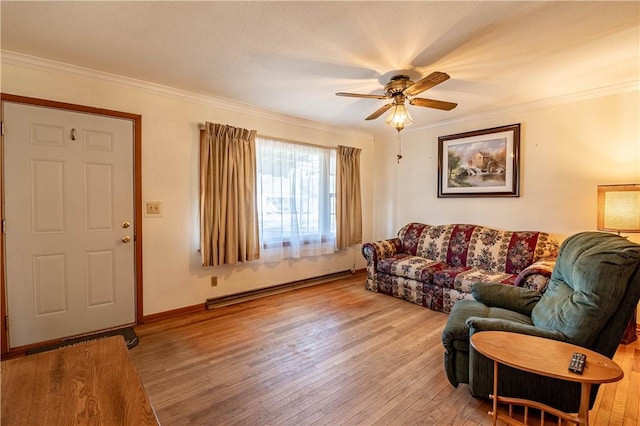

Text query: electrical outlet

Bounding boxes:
[210,276,218,287]
[145,201,162,217]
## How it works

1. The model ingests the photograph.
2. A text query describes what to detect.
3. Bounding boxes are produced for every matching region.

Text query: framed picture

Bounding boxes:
[438,123,521,198]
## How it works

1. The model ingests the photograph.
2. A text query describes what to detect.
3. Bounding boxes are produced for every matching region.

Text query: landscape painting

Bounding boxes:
[437,124,520,197]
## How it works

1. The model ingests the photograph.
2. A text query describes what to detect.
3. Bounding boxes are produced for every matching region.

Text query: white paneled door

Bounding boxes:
[3,102,135,348]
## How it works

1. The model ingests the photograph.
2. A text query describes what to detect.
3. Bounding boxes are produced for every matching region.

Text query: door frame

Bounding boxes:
[0,94,143,355]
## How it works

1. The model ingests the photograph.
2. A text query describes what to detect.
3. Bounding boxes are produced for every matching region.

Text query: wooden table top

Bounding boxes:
[1,335,159,425]
[471,331,623,384]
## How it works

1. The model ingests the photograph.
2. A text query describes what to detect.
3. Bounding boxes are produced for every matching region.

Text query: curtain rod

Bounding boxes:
[199,123,337,150]
[258,134,338,150]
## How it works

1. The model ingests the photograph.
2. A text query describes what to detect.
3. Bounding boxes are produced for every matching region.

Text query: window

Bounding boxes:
[256,136,336,259]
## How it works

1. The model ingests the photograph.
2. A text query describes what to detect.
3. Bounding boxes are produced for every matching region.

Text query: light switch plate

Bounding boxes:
[145,200,163,217]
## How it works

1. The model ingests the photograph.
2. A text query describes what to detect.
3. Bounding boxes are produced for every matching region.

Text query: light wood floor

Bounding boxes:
[130,272,640,425]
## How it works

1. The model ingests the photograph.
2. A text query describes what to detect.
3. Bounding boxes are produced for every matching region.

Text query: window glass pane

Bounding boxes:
[256,137,336,259]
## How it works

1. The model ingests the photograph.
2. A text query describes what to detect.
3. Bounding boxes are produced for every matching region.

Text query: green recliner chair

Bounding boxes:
[441,231,640,413]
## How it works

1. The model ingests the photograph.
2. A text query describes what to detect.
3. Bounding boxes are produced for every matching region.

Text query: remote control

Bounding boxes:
[568,352,586,374]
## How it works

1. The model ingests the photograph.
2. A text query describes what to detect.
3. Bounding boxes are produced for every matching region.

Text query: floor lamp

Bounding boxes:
[597,184,640,344]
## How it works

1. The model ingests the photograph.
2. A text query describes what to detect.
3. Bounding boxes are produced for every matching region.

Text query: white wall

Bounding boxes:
[1,58,375,316]
[371,90,640,246]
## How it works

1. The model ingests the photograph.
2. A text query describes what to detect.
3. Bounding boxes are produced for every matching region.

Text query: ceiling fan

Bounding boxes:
[336,71,457,130]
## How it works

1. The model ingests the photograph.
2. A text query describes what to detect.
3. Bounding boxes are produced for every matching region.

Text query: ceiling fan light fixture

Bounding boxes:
[385,103,413,131]
[336,71,454,128]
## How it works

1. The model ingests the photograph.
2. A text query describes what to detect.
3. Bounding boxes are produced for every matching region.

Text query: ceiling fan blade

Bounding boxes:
[403,72,450,96]
[410,97,457,111]
[336,92,388,100]
[365,103,393,120]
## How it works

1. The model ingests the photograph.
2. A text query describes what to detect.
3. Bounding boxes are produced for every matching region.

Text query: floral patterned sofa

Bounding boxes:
[361,223,559,313]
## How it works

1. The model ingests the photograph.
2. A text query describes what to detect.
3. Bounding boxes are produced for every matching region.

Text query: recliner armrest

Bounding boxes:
[466,316,567,341]
[471,282,541,316]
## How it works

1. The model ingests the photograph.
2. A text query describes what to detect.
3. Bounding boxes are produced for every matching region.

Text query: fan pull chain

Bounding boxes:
[396,130,403,164]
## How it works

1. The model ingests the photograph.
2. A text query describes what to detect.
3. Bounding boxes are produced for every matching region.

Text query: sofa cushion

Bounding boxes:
[377,254,448,282]
[397,223,431,255]
[399,223,485,266]
[434,267,515,291]
[531,232,640,347]
[466,228,551,274]
[433,266,473,289]
[415,224,453,263]
[444,225,477,267]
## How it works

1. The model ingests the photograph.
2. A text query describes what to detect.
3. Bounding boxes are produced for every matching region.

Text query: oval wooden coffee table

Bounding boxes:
[471,331,623,426]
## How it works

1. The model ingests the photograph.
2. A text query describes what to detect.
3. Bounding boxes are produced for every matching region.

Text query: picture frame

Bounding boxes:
[437,123,521,198]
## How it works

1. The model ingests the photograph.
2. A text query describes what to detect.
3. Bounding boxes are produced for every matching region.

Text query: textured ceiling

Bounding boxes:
[2,1,639,134]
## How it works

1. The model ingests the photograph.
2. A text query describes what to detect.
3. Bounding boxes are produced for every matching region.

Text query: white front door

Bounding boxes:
[3,102,136,348]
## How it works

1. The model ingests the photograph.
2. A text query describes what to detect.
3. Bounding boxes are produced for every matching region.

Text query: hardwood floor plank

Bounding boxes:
[622,343,639,426]
[128,273,638,425]
[610,343,634,425]
[344,345,447,425]
[594,342,629,426]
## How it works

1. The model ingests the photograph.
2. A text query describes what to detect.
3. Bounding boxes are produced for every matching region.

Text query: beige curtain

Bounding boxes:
[336,145,362,249]
[200,122,260,266]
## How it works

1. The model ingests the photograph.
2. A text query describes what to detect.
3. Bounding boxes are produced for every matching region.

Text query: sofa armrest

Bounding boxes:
[466,317,567,341]
[361,238,402,264]
[514,257,556,292]
[471,282,541,316]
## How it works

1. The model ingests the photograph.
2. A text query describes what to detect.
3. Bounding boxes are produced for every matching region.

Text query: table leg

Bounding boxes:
[491,360,499,426]
[578,382,591,426]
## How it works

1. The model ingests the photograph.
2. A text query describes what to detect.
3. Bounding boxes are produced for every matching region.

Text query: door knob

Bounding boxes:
[121,235,131,243]
[121,221,131,228]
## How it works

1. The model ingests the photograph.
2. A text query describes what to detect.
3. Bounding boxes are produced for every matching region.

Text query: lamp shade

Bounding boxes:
[597,184,640,233]
[385,104,413,131]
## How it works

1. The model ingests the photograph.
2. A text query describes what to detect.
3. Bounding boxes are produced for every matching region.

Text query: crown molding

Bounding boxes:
[1,50,370,139]
[4,50,636,141]
[375,80,640,138]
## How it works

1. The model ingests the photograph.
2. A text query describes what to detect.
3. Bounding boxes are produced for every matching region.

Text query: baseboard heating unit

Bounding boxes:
[205,269,355,310]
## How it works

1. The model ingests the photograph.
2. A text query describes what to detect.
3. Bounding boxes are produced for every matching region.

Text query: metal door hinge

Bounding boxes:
[4,316,8,331]
[1,121,5,136]
[1,220,5,234]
